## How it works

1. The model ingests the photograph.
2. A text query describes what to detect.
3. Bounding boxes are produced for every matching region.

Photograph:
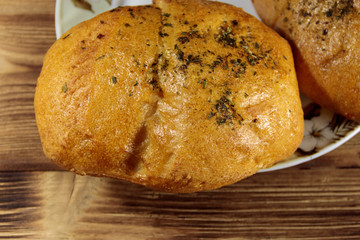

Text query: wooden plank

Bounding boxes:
[0,171,359,239]
[0,1,359,239]
[0,0,59,171]
[0,0,56,66]
[0,66,59,171]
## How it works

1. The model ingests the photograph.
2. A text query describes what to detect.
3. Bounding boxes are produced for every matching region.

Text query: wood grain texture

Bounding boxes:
[0,171,359,239]
[0,0,359,239]
[0,0,60,171]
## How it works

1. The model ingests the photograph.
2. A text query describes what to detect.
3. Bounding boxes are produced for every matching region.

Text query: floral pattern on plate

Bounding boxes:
[294,95,359,157]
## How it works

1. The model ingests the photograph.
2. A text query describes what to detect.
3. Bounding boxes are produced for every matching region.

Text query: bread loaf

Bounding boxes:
[34,0,304,193]
[253,0,360,121]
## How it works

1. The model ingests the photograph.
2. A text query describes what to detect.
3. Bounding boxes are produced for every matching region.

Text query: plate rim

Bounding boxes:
[55,0,360,172]
[258,126,360,172]
[55,0,62,39]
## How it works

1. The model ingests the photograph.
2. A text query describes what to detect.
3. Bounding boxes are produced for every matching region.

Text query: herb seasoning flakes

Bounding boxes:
[62,82,68,93]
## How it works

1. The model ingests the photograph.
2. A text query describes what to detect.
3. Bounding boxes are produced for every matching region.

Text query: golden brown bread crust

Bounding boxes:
[253,0,360,121]
[34,0,304,193]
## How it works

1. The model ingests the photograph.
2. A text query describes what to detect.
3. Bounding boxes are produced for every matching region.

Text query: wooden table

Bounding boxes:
[1,1,360,239]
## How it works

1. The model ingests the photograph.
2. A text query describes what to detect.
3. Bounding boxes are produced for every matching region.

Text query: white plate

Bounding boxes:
[55,0,360,172]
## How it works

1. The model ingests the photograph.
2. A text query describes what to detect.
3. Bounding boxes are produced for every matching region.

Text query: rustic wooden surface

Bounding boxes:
[0,0,360,239]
